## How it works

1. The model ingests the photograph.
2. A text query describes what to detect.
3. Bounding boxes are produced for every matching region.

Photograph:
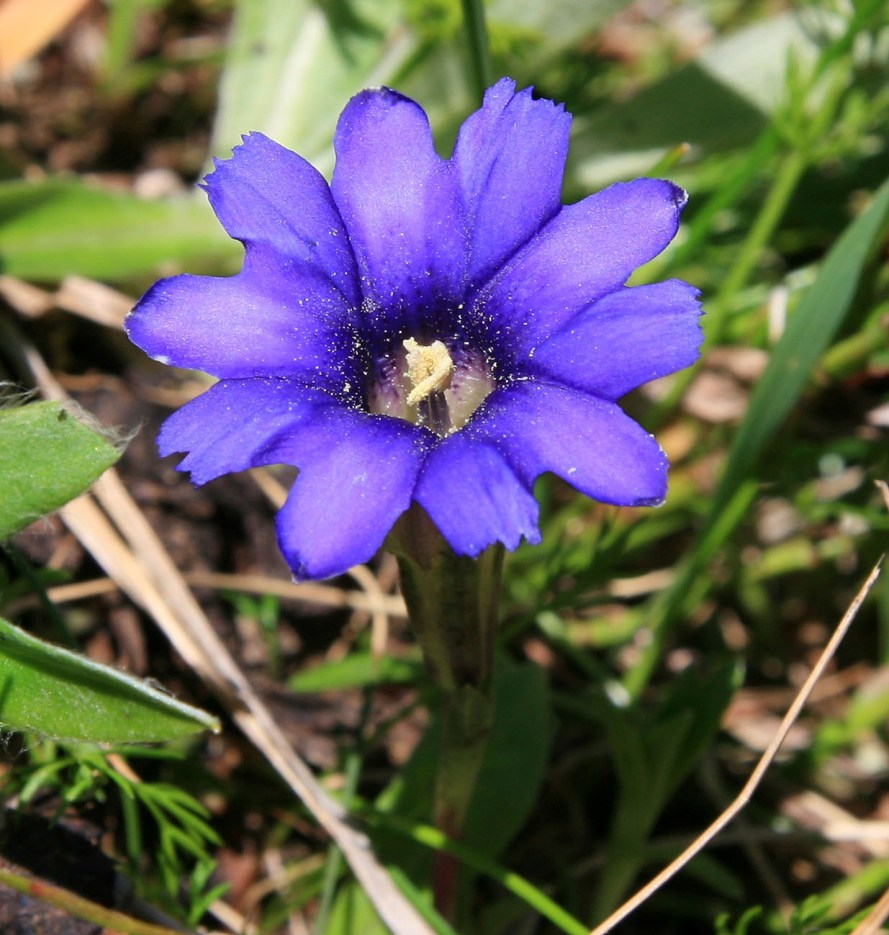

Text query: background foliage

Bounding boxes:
[0,1,888,933]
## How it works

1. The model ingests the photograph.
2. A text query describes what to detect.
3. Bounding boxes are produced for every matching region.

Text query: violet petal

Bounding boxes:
[529,280,703,399]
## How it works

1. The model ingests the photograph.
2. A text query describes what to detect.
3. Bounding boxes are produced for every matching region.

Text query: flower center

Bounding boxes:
[367,337,495,437]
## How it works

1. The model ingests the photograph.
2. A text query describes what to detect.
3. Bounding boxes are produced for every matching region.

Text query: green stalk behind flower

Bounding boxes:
[387,506,503,918]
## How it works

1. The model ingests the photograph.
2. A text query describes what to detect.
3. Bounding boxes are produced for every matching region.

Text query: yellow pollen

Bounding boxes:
[403,338,454,406]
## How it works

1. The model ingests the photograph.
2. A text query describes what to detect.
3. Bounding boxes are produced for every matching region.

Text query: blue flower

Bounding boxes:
[126,78,702,580]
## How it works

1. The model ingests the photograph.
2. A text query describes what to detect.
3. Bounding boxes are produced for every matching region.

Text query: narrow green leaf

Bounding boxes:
[592,662,741,917]
[289,652,424,693]
[363,812,590,935]
[0,178,235,281]
[649,661,743,796]
[711,176,889,518]
[325,874,457,935]
[0,401,121,539]
[0,617,219,743]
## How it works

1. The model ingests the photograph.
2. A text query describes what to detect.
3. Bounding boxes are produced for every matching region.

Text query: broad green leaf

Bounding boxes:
[710,175,889,518]
[377,657,551,857]
[289,652,423,693]
[488,0,629,62]
[211,0,413,175]
[0,616,219,742]
[0,401,121,538]
[462,659,551,856]
[0,178,235,281]
[570,12,825,187]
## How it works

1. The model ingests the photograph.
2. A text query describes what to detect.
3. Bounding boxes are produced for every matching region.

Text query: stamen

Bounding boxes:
[403,338,454,406]
[368,337,492,437]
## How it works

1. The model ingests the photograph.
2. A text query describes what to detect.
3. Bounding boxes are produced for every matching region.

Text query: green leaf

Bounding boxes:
[570,12,823,188]
[647,661,742,798]
[0,617,219,742]
[462,659,551,856]
[570,62,768,189]
[626,173,889,699]
[326,661,554,931]
[0,400,121,539]
[289,652,424,692]
[211,0,411,175]
[324,879,387,935]
[488,0,629,63]
[378,657,552,857]
[324,869,459,935]
[0,178,235,282]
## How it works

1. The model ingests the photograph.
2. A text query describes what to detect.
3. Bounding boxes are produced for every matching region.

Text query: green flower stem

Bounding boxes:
[460,0,493,104]
[392,508,501,693]
[388,506,503,917]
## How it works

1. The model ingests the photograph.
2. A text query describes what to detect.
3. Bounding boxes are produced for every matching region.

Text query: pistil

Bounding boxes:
[403,338,455,436]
